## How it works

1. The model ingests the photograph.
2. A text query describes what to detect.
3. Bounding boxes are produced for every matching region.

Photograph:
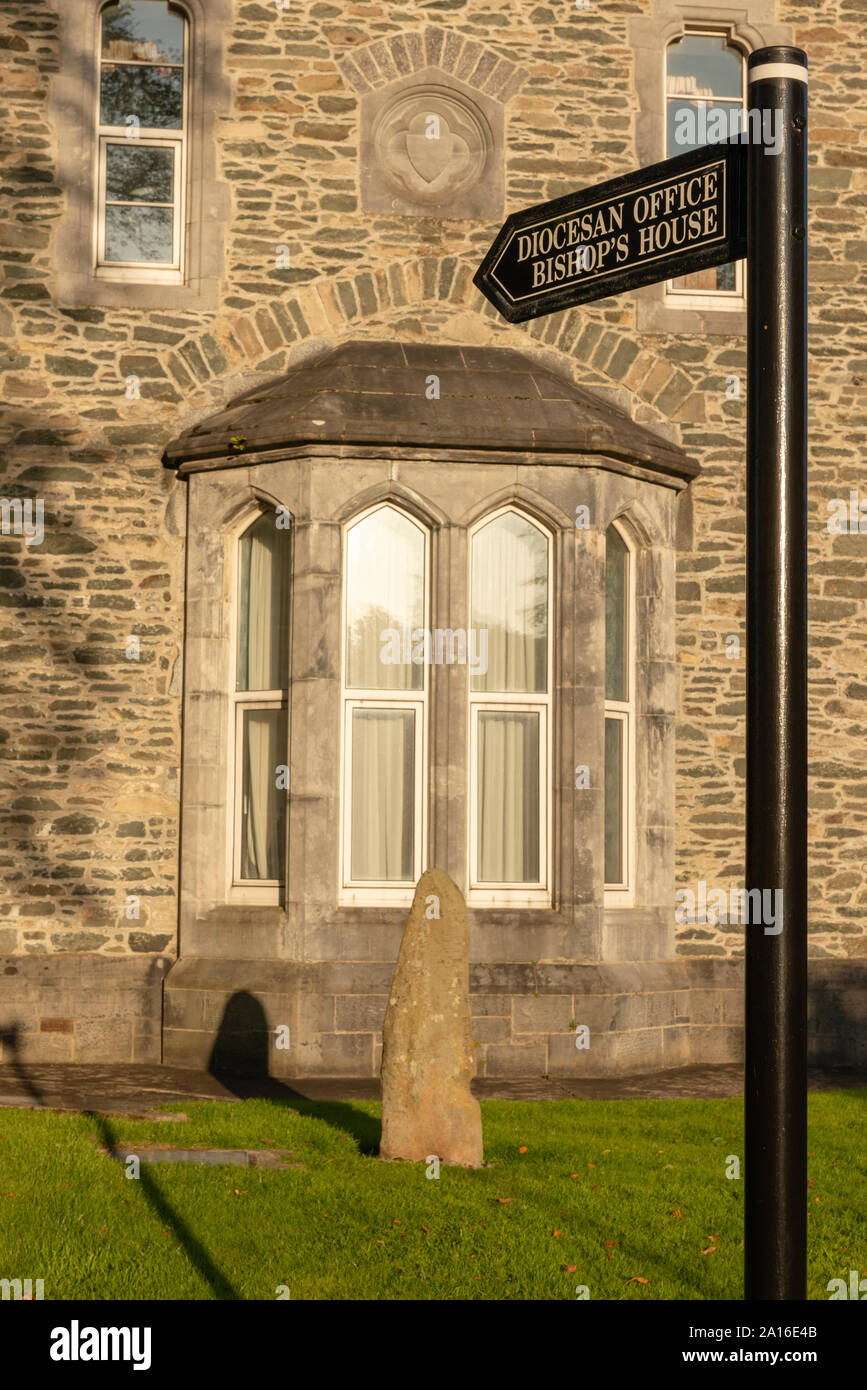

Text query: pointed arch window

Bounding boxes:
[97,0,188,280]
[604,521,635,900]
[231,510,291,890]
[468,508,552,906]
[340,505,429,905]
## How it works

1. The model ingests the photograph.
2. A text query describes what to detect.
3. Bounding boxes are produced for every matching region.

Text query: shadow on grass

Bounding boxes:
[2,1024,243,1298]
[207,991,381,1156]
[85,1108,242,1301]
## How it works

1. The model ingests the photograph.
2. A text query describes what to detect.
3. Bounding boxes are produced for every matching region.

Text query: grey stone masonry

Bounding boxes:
[158,956,867,1079]
[0,955,168,1064]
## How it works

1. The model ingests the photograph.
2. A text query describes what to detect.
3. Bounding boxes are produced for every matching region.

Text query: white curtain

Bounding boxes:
[477,711,540,882]
[472,513,547,693]
[351,709,414,880]
[242,708,285,880]
[346,507,424,691]
[238,514,290,692]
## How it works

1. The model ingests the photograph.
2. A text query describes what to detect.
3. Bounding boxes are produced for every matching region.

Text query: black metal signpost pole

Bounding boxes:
[744,47,809,1301]
[476,41,810,1304]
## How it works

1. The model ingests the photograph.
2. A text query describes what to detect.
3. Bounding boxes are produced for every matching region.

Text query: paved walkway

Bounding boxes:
[0,1062,863,1115]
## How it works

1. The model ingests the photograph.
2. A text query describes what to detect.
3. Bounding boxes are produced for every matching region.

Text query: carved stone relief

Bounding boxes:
[361,68,504,220]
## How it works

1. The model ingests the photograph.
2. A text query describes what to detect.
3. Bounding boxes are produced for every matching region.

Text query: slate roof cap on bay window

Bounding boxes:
[163,340,698,480]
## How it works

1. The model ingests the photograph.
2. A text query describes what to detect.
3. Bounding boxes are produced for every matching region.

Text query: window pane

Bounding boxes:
[100,64,184,129]
[605,526,629,702]
[240,708,287,881]
[350,709,415,881]
[346,508,425,691]
[471,513,548,693]
[237,513,291,692]
[666,34,742,100]
[106,143,174,202]
[102,1,185,64]
[104,204,173,263]
[604,717,624,884]
[670,261,736,294]
[477,711,540,883]
[666,96,743,154]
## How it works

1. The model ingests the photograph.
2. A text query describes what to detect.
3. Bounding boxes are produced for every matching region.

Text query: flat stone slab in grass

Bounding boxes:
[105,1147,299,1170]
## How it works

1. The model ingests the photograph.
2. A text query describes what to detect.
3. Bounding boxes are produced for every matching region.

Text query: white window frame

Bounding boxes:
[338,504,429,909]
[226,508,291,906]
[94,1,189,283]
[467,507,553,910]
[663,25,746,311]
[604,520,636,907]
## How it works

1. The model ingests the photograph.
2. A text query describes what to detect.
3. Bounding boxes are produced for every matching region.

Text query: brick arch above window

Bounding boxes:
[336,26,528,102]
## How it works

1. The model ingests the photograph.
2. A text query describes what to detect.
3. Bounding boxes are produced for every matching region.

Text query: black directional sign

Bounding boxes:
[474,141,747,323]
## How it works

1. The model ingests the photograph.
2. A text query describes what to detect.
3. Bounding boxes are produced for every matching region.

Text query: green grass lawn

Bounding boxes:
[1,1090,864,1300]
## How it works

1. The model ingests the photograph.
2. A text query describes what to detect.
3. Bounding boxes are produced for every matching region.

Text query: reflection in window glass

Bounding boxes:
[100,65,184,129]
[666,32,744,295]
[102,0,185,63]
[97,1,186,270]
[106,143,174,202]
[666,32,742,97]
[104,204,173,263]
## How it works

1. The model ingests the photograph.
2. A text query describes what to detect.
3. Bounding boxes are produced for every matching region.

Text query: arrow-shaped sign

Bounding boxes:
[475,141,747,323]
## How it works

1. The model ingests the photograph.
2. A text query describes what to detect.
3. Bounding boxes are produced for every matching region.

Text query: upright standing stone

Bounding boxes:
[380,868,483,1167]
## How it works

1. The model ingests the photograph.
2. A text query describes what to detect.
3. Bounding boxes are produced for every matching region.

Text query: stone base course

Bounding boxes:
[0,955,168,1064]
[2,955,864,1075]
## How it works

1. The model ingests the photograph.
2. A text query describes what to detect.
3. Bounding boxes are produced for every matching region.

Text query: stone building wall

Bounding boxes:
[0,0,865,1027]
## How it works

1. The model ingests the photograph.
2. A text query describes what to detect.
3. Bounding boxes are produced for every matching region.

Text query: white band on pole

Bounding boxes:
[748,63,808,84]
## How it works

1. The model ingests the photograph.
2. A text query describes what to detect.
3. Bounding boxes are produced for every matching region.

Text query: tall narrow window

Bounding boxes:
[604,522,634,896]
[469,509,551,904]
[232,511,291,888]
[340,506,428,903]
[97,1,187,280]
[665,31,745,302]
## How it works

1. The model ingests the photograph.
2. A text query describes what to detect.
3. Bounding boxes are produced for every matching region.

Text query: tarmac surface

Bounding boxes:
[0,1062,863,1115]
